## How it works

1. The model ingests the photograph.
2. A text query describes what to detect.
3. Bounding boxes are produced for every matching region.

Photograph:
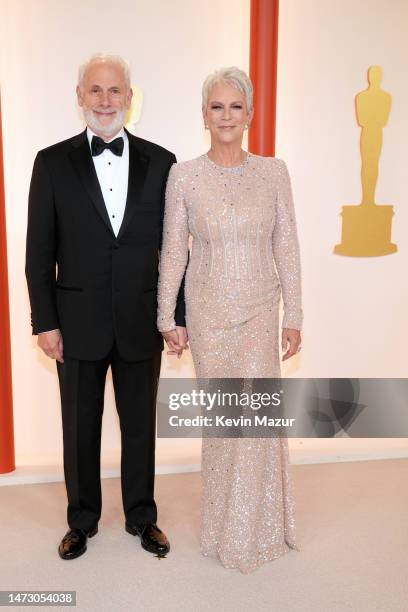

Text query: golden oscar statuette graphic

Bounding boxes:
[334,66,397,256]
[125,85,143,134]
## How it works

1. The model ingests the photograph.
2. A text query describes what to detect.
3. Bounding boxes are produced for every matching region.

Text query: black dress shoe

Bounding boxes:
[58,525,98,560]
[126,523,170,557]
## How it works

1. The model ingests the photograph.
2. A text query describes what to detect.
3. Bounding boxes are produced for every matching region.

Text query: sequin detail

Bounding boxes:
[157,153,303,573]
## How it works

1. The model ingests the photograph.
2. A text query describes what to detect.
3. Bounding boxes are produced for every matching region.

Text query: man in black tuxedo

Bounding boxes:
[25,54,187,560]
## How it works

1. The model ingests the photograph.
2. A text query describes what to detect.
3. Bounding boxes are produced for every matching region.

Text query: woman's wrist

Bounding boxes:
[160,327,176,334]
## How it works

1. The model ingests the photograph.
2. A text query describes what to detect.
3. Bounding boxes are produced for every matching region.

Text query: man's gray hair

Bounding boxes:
[202,66,253,111]
[78,53,131,90]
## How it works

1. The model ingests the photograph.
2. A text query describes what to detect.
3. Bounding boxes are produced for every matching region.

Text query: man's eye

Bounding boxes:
[232,105,242,109]
[211,105,222,109]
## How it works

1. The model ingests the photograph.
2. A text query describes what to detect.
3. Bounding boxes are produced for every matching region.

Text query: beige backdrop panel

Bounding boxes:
[276,0,408,460]
[0,0,406,474]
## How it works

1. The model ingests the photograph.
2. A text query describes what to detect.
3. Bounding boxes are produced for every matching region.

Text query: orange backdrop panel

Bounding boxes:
[0,96,15,474]
[249,0,279,157]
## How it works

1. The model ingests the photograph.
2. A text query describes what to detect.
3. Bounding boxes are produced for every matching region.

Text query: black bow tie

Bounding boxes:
[91,135,124,157]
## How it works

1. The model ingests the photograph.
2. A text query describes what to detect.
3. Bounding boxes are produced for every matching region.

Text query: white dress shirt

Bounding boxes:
[87,126,129,237]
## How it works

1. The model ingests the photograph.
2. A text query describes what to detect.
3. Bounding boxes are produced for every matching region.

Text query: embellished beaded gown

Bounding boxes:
[157,153,303,573]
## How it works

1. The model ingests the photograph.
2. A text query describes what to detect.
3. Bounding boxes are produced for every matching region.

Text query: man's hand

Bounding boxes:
[281,328,301,361]
[37,329,64,363]
[161,326,189,359]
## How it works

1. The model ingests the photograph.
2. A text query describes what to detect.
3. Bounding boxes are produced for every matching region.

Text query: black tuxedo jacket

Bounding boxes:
[25,128,185,361]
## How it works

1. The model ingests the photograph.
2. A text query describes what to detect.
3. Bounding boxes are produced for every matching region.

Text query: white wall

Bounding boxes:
[277,0,408,378]
[0,0,406,473]
[0,0,250,468]
[276,0,408,458]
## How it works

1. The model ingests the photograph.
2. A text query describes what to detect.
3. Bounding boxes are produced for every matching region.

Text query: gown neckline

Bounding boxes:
[204,152,252,171]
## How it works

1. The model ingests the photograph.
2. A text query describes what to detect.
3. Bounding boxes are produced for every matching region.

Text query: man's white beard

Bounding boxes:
[83,107,126,139]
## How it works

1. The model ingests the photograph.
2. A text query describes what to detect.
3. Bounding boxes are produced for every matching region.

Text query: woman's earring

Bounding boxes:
[204,125,209,130]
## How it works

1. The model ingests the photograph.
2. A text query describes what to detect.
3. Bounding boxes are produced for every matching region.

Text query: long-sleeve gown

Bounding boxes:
[157,152,303,573]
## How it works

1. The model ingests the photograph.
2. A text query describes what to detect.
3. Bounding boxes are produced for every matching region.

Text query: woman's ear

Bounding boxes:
[202,110,208,129]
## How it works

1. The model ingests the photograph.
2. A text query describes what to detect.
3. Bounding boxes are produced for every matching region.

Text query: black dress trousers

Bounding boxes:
[57,343,161,530]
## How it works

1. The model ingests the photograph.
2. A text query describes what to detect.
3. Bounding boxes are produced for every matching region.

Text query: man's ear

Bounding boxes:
[76,85,84,107]
[126,87,133,109]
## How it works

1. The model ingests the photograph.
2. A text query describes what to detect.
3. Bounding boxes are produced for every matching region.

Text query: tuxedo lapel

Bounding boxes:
[117,130,150,240]
[68,130,115,236]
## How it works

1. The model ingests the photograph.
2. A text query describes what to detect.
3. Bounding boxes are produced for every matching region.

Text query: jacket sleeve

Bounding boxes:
[25,151,59,334]
[157,162,189,332]
[272,158,303,330]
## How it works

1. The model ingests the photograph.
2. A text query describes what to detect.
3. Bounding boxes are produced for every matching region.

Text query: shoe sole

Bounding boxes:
[58,525,98,560]
[125,525,170,556]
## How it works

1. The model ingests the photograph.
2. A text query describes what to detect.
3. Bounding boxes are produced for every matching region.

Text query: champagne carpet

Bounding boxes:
[0,459,407,612]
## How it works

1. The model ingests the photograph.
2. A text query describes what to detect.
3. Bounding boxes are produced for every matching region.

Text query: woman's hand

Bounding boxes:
[281,328,301,361]
[161,326,189,359]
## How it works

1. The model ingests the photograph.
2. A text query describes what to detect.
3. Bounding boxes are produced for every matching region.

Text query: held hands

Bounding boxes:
[161,326,189,359]
[162,327,299,361]
[162,327,300,361]
[37,329,64,363]
[282,328,302,361]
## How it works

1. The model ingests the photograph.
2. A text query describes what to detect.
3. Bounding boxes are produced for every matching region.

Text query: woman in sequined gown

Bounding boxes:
[157,67,303,574]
